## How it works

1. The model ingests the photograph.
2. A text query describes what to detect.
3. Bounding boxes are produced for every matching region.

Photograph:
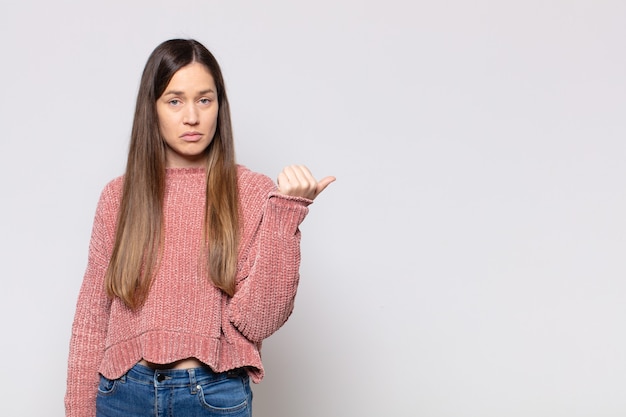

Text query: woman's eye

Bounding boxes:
[169,99,181,106]
[199,98,212,105]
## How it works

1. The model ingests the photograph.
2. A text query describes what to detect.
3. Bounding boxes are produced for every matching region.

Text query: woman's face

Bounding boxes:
[156,62,219,168]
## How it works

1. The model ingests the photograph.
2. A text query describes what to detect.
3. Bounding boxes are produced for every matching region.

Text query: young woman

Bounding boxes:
[65,39,334,417]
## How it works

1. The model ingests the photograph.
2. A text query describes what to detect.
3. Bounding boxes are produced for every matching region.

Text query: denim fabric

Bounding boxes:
[96,363,252,417]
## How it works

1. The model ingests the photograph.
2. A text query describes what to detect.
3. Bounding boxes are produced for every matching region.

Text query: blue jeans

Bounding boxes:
[96,363,253,417]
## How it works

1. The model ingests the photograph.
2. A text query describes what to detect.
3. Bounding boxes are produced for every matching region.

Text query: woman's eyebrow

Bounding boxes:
[162,90,184,96]
[162,89,216,96]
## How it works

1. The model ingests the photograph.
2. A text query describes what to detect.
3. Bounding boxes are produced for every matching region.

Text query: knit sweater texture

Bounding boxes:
[65,166,311,417]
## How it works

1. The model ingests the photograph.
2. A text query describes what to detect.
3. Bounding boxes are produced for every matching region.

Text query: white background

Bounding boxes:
[1,1,625,416]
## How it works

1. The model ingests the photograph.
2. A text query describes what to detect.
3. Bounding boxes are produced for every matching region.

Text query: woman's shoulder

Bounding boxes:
[237,165,276,193]
[97,175,125,204]
[103,175,124,193]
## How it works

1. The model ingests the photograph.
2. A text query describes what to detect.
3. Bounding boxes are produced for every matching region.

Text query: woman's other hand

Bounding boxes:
[277,165,336,200]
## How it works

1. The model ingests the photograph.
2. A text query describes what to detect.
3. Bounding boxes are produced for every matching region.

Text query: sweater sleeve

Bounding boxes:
[228,173,312,343]
[65,183,117,417]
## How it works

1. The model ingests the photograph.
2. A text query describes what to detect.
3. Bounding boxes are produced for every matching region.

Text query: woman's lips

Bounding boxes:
[180,132,203,142]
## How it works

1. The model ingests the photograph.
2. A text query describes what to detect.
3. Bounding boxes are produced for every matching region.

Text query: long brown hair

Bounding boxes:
[105,39,240,308]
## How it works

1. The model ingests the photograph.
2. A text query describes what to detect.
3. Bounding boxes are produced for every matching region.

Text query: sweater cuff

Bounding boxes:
[265,193,313,236]
[267,193,312,230]
[268,192,313,207]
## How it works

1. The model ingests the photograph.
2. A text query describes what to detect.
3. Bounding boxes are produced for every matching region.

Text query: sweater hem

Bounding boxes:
[98,330,264,383]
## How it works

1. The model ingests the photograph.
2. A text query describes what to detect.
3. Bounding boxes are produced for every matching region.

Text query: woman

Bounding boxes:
[65,38,334,417]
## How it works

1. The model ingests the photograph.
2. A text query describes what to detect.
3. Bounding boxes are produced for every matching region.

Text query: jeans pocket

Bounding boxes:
[196,372,251,413]
[97,374,118,396]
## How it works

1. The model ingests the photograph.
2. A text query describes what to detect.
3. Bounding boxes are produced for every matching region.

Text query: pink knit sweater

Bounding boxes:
[65,166,311,417]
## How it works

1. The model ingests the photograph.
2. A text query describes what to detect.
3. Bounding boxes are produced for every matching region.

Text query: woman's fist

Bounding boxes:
[277,165,335,200]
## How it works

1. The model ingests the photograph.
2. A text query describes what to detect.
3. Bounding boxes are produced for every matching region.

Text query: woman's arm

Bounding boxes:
[65,182,118,417]
[228,166,334,343]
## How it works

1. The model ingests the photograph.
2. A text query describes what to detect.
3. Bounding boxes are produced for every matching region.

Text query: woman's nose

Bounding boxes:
[183,105,199,125]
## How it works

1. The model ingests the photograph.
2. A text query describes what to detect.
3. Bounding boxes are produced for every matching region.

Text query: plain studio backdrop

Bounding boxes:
[1,1,625,416]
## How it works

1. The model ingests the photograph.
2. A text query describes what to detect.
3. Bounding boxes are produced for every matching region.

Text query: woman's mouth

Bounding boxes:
[180,132,203,142]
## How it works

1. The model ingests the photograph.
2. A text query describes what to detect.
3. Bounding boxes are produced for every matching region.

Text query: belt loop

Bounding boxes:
[188,368,198,394]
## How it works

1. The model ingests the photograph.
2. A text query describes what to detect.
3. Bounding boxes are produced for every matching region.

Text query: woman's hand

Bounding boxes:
[277,165,336,200]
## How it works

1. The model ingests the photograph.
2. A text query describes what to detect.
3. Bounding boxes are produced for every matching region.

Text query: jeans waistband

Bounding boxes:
[125,362,240,388]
